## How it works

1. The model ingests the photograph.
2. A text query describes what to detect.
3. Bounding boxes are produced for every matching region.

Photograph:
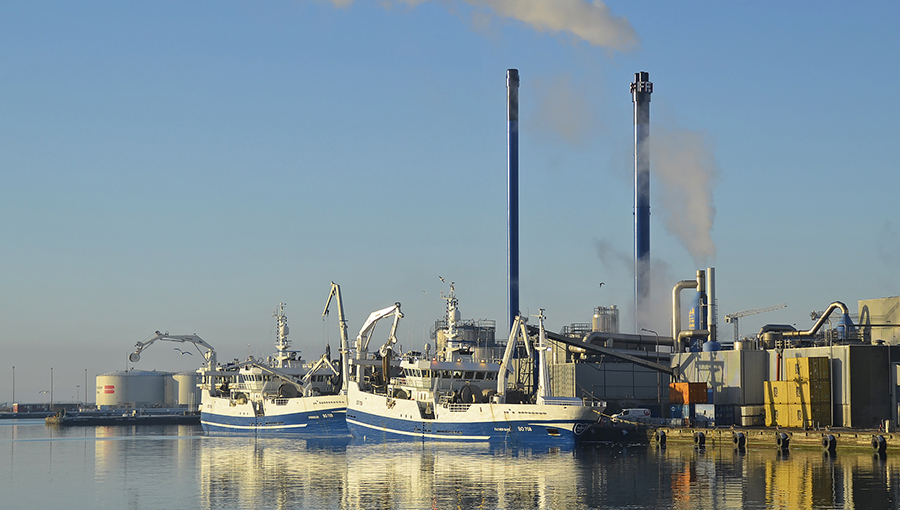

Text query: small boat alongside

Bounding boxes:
[346,284,604,446]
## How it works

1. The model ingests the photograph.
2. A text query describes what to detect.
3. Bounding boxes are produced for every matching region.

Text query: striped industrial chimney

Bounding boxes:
[632,71,652,330]
[507,69,519,330]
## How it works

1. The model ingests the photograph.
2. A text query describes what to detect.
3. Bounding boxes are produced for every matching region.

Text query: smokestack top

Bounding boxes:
[631,71,652,101]
[507,69,519,87]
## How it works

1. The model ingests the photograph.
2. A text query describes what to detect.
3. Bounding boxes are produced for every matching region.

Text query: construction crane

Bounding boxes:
[724,303,787,342]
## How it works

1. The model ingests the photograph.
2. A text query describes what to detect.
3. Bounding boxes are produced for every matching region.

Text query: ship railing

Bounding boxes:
[582,399,606,408]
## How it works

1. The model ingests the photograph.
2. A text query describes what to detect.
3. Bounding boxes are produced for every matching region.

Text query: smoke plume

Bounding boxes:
[327,0,638,51]
[649,126,718,266]
[595,239,676,335]
[532,74,598,146]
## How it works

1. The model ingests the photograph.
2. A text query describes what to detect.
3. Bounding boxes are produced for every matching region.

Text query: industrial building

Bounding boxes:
[540,286,900,429]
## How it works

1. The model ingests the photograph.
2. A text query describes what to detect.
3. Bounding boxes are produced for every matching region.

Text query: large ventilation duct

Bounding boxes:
[632,71,652,330]
[783,301,853,340]
[507,69,519,330]
[672,267,717,352]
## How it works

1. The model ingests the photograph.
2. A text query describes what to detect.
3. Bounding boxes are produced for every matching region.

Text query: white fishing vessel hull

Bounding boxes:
[201,393,348,435]
[346,383,600,445]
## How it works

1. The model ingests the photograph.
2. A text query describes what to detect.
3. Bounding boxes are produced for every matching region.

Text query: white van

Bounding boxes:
[611,408,651,421]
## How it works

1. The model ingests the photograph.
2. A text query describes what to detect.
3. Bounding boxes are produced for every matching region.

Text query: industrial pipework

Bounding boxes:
[782,301,853,340]
[672,267,718,352]
[507,68,519,330]
[632,71,653,329]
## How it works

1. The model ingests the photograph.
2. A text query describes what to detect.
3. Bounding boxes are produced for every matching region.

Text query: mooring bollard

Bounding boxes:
[733,432,746,449]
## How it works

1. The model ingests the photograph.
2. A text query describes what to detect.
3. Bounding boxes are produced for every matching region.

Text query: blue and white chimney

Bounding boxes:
[631,71,652,330]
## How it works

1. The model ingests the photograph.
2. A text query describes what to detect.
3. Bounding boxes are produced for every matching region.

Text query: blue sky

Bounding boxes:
[2,1,899,402]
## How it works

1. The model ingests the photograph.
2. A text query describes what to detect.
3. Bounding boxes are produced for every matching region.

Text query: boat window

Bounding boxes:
[485,372,497,380]
[422,370,430,378]
[452,371,463,378]
[440,370,451,379]
[474,372,485,380]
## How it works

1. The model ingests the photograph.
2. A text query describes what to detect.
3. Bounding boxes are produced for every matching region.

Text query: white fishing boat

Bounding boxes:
[198,298,349,435]
[346,284,604,445]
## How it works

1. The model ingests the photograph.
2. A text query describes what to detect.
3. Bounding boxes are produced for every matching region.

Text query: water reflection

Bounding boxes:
[4,419,900,509]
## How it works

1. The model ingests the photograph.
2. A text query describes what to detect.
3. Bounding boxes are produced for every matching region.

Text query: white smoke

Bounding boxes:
[532,74,598,146]
[649,126,718,266]
[327,0,638,51]
[595,239,676,335]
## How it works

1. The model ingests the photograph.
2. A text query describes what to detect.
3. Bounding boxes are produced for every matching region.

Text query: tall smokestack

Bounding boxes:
[632,71,652,330]
[508,69,520,330]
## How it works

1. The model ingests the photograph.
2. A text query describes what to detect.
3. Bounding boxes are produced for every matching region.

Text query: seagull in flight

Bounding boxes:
[174,348,193,356]
[599,282,605,287]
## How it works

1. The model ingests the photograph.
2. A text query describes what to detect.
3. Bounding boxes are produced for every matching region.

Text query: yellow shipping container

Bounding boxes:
[765,402,776,426]
[774,404,791,427]
[788,403,832,428]
[787,356,831,381]
[788,404,804,428]
[772,381,799,405]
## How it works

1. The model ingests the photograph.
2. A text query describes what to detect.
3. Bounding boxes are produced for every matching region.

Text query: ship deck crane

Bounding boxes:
[322,282,351,394]
[130,331,218,370]
[353,302,403,389]
[724,303,787,342]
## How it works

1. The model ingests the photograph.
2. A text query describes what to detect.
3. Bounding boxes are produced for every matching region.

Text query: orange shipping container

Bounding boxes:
[669,382,707,404]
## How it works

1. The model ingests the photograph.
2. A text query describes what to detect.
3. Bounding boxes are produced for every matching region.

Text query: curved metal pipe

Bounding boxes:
[783,301,850,338]
[672,279,698,351]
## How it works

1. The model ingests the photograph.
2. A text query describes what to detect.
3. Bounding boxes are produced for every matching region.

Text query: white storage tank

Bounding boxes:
[172,371,201,407]
[96,370,167,408]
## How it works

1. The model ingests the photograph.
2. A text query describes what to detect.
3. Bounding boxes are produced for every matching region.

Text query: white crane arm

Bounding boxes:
[323,282,351,394]
[496,315,530,400]
[355,303,403,358]
[130,331,218,368]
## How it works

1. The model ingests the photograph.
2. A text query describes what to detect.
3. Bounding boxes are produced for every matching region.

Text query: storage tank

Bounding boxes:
[96,370,167,408]
[172,371,201,407]
[592,305,620,333]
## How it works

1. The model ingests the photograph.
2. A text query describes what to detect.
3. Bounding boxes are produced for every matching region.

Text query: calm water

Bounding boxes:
[2,419,899,509]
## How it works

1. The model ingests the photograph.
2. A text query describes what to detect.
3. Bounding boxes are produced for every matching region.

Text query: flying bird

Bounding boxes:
[599,282,605,287]
[439,276,444,283]
[174,348,193,356]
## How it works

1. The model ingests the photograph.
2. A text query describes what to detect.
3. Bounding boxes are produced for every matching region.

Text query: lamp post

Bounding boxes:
[641,328,660,404]
[11,366,14,405]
